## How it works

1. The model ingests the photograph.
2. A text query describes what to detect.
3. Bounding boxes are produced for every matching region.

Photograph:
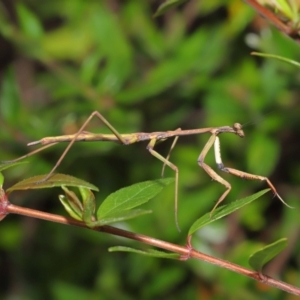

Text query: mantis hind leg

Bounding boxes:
[42,111,128,181]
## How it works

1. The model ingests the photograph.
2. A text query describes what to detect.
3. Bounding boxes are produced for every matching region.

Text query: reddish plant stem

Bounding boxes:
[4,202,300,296]
[0,189,8,221]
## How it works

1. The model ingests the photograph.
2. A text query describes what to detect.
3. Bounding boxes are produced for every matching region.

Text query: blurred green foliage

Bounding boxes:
[1,0,300,299]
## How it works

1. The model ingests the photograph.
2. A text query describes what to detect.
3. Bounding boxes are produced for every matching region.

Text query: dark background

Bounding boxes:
[0,0,300,299]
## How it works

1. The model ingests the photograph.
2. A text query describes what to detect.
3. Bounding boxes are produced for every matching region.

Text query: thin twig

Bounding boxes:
[4,202,300,296]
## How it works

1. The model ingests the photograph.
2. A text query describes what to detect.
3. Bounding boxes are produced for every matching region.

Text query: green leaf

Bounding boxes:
[249,238,288,272]
[80,188,96,223]
[16,3,44,40]
[6,174,99,194]
[96,178,173,219]
[251,52,300,68]
[153,0,188,17]
[59,195,82,221]
[59,187,97,222]
[89,209,152,226]
[61,186,84,214]
[58,186,84,220]
[109,246,179,259]
[188,189,270,235]
[0,161,28,172]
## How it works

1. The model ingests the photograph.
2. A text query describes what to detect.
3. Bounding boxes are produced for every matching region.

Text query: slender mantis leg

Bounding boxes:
[212,136,292,209]
[41,111,127,182]
[198,134,292,217]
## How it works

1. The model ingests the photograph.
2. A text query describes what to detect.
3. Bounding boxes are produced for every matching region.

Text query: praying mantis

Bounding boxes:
[3,111,291,230]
